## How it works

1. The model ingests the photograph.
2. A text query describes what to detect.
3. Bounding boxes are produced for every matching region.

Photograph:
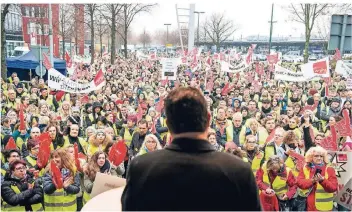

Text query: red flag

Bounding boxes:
[50,160,63,189]
[93,69,105,86]
[221,83,235,96]
[149,52,156,60]
[151,114,160,134]
[65,51,72,68]
[42,53,52,70]
[300,101,319,115]
[334,48,342,61]
[265,128,276,144]
[287,151,305,172]
[266,53,279,64]
[161,77,169,87]
[5,137,17,150]
[108,140,127,166]
[19,104,26,131]
[181,57,187,64]
[246,46,253,65]
[37,133,51,169]
[74,143,82,172]
[55,91,65,102]
[213,53,219,60]
[81,95,89,104]
[320,125,338,151]
[335,109,352,137]
[136,102,144,122]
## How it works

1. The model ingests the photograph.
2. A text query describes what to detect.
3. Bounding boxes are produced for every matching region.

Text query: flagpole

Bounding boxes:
[49,3,54,67]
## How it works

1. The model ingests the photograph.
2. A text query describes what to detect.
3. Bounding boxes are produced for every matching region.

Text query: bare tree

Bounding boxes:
[139,28,151,48]
[1,4,11,80]
[85,4,99,64]
[287,4,330,62]
[99,4,123,62]
[95,13,109,56]
[59,4,74,59]
[203,13,238,50]
[117,3,156,58]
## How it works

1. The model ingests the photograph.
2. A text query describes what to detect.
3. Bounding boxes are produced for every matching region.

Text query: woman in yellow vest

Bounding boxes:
[256,156,297,211]
[242,135,264,176]
[63,124,88,155]
[43,148,80,211]
[1,159,43,211]
[296,146,338,211]
[281,130,304,177]
[46,124,69,150]
[87,129,112,159]
[83,151,123,205]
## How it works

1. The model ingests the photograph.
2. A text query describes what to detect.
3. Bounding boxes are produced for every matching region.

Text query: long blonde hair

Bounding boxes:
[46,148,77,176]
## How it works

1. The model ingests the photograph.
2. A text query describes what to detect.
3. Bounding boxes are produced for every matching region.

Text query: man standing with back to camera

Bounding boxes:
[121,87,261,211]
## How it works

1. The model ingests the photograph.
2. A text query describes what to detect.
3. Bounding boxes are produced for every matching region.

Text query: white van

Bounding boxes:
[11,46,30,57]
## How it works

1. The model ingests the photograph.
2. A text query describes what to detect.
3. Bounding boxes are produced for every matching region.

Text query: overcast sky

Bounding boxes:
[132,2,306,39]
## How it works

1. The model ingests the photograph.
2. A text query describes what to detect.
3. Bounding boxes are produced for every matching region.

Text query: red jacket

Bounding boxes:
[256,166,297,199]
[296,164,338,211]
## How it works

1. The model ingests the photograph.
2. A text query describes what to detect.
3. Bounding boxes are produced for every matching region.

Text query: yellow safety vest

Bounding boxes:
[16,137,26,151]
[285,156,300,177]
[159,117,168,140]
[251,151,264,176]
[299,166,334,211]
[87,144,106,158]
[82,191,90,206]
[50,138,70,151]
[63,136,88,155]
[2,185,43,211]
[25,156,36,167]
[5,100,17,111]
[123,128,134,147]
[44,188,77,211]
[264,144,275,161]
[112,124,118,136]
[263,166,290,196]
[43,95,54,108]
[1,168,6,176]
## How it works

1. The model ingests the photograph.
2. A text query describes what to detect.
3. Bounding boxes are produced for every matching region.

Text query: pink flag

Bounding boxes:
[65,51,72,68]
[333,48,342,61]
[42,53,52,70]
[335,109,352,137]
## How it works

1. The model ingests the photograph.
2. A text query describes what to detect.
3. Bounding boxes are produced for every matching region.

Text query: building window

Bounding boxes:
[44,25,49,35]
[30,7,35,17]
[34,7,40,18]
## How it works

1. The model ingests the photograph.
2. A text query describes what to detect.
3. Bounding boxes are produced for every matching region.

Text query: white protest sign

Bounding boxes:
[274,65,307,82]
[328,151,352,190]
[336,60,352,77]
[221,60,248,73]
[161,58,178,80]
[48,68,105,93]
[347,77,352,89]
[301,58,330,79]
[90,172,126,199]
[335,178,352,210]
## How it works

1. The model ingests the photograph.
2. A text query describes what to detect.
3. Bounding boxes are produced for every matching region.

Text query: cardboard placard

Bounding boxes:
[90,172,126,199]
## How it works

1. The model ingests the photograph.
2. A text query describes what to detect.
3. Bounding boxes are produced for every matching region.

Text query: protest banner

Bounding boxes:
[301,58,330,79]
[160,58,178,80]
[90,172,126,198]
[48,68,105,93]
[274,65,307,82]
[347,77,352,89]
[328,151,352,191]
[221,60,248,73]
[335,178,352,210]
[336,60,352,77]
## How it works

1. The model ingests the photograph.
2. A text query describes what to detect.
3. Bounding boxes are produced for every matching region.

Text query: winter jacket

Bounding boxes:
[1,173,43,211]
[296,164,338,211]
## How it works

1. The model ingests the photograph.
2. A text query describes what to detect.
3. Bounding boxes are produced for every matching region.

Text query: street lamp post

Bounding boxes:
[268,4,277,54]
[164,23,171,43]
[194,11,205,46]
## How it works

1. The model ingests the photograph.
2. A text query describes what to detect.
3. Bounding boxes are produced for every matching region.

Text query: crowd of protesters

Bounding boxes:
[1,50,351,211]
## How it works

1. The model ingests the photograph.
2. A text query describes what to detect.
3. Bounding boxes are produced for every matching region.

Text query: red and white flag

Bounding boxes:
[149,52,157,60]
[206,56,212,66]
[42,53,52,70]
[246,46,254,65]
[65,51,72,68]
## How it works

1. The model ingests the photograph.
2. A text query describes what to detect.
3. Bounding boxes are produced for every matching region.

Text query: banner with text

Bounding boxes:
[336,60,352,77]
[301,58,330,79]
[48,68,105,93]
[335,177,352,210]
[274,65,307,82]
[161,58,178,80]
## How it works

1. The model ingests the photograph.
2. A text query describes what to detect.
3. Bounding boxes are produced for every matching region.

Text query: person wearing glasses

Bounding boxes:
[1,148,21,181]
[136,134,162,156]
[256,155,297,211]
[243,135,264,176]
[296,146,338,211]
[1,160,43,211]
